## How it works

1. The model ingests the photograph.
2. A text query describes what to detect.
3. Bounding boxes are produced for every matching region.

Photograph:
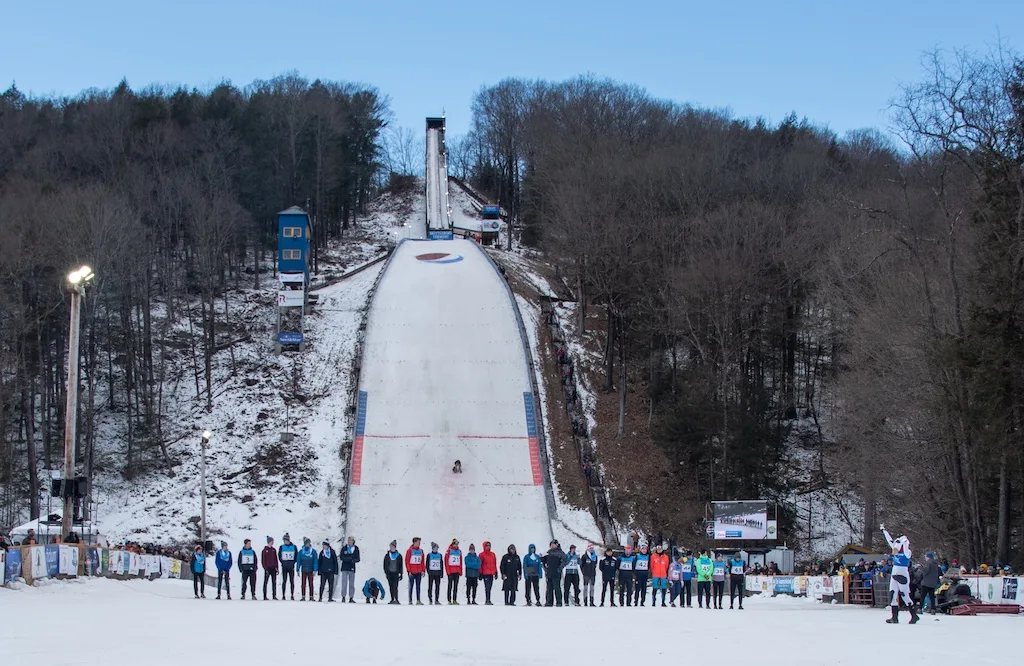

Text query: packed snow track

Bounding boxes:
[346,239,552,556]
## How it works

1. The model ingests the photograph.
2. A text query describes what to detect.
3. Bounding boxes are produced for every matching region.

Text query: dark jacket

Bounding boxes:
[921,559,940,588]
[261,546,279,571]
[318,548,339,576]
[339,544,360,572]
[383,550,404,577]
[541,547,567,579]
[600,555,619,581]
[580,551,598,578]
[500,552,522,591]
[237,547,258,572]
[278,543,298,570]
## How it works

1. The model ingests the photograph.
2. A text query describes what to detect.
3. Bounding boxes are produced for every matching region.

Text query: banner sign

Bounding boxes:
[713,500,768,539]
[87,548,99,575]
[278,332,303,345]
[278,272,305,285]
[45,544,59,577]
[428,230,454,240]
[5,548,21,584]
[773,577,795,594]
[30,546,46,579]
[964,576,1023,605]
[58,545,79,576]
[0,549,5,585]
[277,290,304,307]
[766,520,778,540]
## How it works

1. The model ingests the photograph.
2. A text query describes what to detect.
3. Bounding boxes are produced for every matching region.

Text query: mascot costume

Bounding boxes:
[881,524,919,624]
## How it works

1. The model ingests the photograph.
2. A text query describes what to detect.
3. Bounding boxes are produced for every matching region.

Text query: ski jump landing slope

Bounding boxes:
[346,239,552,556]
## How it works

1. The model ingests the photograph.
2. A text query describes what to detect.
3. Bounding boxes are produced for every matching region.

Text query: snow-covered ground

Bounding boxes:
[4,577,1018,665]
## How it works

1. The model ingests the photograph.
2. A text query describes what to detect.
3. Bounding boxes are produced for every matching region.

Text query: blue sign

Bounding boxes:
[278,332,303,345]
[87,548,99,575]
[428,231,454,240]
[773,577,795,594]
[725,530,743,539]
[45,544,59,577]
[4,548,21,583]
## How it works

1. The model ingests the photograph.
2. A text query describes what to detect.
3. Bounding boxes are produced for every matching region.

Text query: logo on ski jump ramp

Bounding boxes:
[415,252,464,264]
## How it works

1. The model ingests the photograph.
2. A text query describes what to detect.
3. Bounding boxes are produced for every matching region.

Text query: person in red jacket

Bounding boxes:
[479,541,498,605]
[444,539,464,605]
[405,537,426,605]
[262,537,279,600]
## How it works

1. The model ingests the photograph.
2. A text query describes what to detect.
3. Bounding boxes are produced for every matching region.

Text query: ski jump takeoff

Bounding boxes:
[881,524,919,625]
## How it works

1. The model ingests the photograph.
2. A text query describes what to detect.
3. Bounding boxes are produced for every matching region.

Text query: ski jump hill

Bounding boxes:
[345,237,554,557]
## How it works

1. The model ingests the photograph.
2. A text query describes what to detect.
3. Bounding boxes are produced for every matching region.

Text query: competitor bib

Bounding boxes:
[620,561,633,571]
[409,554,422,565]
[731,564,744,575]
[241,554,254,565]
[429,558,441,571]
[281,551,295,562]
[448,554,461,566]
[636,559,649,571]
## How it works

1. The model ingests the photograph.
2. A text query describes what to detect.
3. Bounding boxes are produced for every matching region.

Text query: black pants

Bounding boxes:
[601,579,616,604]
[263,569,278,599]
[447,574,460,602]
[408,573,422,602]
[217,570,230,596]
[545,575,563,606]
[386,573,401,601]
[241,570,256,597]
[681,580,692,606]
[713,580,724,607]
[504,586,517,605]
[563,573,580,605]
[483,575,494,603]
[583,574,596,603]
[730,575,745,607]
[920,585,936,610]
[634,574,649,605]
[281,568,295,597]
[193,572,205,596]
[697,581,711,607]
[319,574,335,601]
[428,574,442,602]
[618,576,634,606]
[525,576,540,604]
[466,576,479,602]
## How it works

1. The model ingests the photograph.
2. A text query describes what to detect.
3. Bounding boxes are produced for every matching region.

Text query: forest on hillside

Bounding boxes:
[0,74,388,525]
[1,48,1022,567]
[462,49,1024,567]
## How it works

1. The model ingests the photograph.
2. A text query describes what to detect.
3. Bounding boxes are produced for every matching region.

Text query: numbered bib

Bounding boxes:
[241,554,254,565]
[448,554,461,566]
[429,558,441,571]
[731,565,744,575]
[636,559,649,571]
[682,564,692,573]
[281,551,295,561]
[620,561,633,571]
[410,554,422,565]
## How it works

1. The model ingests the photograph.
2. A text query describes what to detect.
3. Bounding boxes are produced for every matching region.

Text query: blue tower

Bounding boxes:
[277,206,310,277]
[276,206,311,352]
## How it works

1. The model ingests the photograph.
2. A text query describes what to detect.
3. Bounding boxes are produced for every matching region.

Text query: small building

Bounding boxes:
[277,206,311,278]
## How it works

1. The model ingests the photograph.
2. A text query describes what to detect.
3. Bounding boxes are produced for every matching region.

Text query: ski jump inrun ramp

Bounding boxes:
[345,239,553,556]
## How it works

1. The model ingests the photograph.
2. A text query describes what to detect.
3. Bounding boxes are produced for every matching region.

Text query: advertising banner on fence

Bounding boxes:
[277,290,304,307]
[713,500,768,539]
[44,544,59,577]
[87,548,99,575]
[58,544,79,576]
[30,546,46,579]
[0,548,5,585]
[4,548,20,584]
[964,576,1023,605]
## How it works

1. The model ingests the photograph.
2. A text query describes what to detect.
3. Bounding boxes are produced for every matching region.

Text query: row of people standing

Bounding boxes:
[188,534,363,601]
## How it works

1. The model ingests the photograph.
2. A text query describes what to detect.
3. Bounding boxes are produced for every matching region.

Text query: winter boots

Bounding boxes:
[886,605,921,624]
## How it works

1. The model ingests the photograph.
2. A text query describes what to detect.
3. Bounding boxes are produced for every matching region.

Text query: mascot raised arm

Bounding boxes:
[881,524,919,625]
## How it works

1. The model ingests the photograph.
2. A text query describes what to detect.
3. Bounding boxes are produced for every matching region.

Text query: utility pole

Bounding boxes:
[62,265,93,541]
[201,430,211,548]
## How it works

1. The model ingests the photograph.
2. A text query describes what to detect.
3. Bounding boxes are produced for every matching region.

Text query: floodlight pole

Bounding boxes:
[61,266,92,540]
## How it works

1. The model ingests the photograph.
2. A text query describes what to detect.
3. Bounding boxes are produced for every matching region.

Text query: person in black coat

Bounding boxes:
[382,540,404,605]
[599,547,619,607]
[339,537,361,603]
[318,540,339,602]
[541,540,567,607]
[500,545,522,606]
[919,552,941,614]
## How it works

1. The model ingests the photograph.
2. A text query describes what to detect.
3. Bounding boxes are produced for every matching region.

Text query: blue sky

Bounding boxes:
[3,0,1021,138]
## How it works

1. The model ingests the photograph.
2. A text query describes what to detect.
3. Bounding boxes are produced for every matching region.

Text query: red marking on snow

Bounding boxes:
[416,252,449,261]
[457,435,529,440]
[528,437,542,485]
[351,435,364,485]
[363,434,432,439]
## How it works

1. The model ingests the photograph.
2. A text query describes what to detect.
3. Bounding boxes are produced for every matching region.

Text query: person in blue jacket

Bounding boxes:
[425,542,445,605]
[215,541,232,600]
[297,537,319,602]
[190,544,206,599]
[617,544,636,607]
[278,533,298,600]
[729,553,746,610]
[633,543,651,606]
[363,577,386,603]
[680,552,695,608]
[522,544,543,607]
[464,544,481,605]
[238,538,258,600]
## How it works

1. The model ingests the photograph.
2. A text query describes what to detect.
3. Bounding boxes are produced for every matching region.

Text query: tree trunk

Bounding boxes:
[617,316,627,438]
[604,305,614,392]
[996,446,1010,566]
[22,378,39,520]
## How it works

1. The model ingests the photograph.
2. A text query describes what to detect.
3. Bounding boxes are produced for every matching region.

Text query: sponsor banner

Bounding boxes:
[1002,577,1019,602]
[87,548,100,576]
[428,230,454,240]
[277,290,304,307]
[160,556,171,579]
[58,545,79,576]
[963,576,1022,605]
[278,332,303,345]
[0,549,5,585]
[170,559,182,577]
[7,548,22,583]
[45,544,59,577]
[30,546,46,579]
[713,500,768,540]
[128,552,139,576]
[773,576,796,594]
[766,520,778,540]
[278,272,305,285]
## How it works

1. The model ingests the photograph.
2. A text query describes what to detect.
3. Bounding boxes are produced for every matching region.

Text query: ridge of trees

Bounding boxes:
[463,51,1024,565]
[0,74,388,527]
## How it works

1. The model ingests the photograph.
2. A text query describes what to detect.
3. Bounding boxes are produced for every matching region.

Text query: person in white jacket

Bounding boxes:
[881,524,919,625]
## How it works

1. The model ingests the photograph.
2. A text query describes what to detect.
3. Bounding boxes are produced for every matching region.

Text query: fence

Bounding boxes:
[2,545,192,586]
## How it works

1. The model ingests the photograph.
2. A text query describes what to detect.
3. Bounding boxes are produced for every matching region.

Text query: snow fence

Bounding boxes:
[2,545,191,587]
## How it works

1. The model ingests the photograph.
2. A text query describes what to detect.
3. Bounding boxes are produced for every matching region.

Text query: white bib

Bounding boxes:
[281,551,295,562]
[635,559,649,571]
[448,554,461,566]
[241,554,254,565]
[428,558,442,571]
[620,561,633,571]
[409,554,422,565]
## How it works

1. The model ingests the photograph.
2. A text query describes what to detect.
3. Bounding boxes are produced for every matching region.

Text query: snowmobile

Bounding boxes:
[936,575,980,614]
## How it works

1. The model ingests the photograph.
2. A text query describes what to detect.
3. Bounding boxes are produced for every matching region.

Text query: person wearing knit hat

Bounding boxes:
[618,544,636,607]
[405,537,426,605]
[261,537,279,600]
[383,540,404,604]
[215,541,233,600]
[580,544,598,606]
[542,540,567,606]
[296,537,318,601]
[318,539,339,602]
[444,539,464,604]
[278,534,298,600]
[563,544,582,606]
[426,541,444,605]
[339,536,361,603]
